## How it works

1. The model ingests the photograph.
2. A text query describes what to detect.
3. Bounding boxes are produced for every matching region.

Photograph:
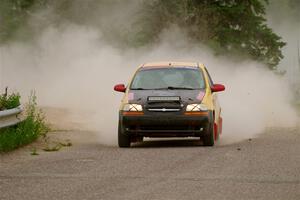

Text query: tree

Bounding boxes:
[0,0,47,43]
[0,0,286,68]
[137,0,286,68]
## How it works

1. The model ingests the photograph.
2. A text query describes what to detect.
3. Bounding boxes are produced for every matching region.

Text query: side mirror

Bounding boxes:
[114,84,126,93]
[211,84,225,92]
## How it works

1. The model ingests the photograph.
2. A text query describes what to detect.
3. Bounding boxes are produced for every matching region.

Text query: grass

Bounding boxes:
[31,147,39,156]
[42,138,72,152]
[0,92,49,152]
[43,144,62,152]
[0,92,20,110]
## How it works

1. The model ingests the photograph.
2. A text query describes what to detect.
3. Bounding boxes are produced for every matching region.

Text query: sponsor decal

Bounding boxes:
[128,92,134,100]
[196,91,205,101]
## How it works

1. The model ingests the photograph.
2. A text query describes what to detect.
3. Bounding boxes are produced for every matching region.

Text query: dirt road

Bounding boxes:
[0,129,299,200]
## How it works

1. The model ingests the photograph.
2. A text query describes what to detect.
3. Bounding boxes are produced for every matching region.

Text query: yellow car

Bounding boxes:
[114,62,225,147]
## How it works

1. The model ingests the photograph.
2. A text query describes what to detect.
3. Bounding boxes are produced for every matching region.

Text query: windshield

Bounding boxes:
[130,68,205,90]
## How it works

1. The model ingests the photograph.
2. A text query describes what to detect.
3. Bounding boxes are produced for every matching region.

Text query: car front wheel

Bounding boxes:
[118,121,131,148]
[202,122,215,146]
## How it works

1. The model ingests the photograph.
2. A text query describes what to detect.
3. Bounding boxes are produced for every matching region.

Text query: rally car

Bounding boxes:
[114,62,225,147]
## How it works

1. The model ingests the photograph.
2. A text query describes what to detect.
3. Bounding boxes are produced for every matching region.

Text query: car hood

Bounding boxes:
[127,89,206,104]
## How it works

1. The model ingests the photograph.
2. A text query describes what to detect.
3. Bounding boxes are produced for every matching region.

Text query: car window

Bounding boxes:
[130,68,205,90]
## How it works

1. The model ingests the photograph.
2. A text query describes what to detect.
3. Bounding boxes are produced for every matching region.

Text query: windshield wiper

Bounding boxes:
[154,86,195,90]
[131,87,199,90]
[131,88,150,90]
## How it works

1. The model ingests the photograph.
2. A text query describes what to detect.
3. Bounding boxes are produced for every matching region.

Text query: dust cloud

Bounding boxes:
[266,1,300,92]
[0,2,298,146]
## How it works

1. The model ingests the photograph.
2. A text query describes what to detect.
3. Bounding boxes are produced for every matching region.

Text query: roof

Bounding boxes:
[141,62,205,69]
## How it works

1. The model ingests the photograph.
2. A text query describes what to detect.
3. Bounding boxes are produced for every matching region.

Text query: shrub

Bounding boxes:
[0,92,49,152]
[0,92,21,111]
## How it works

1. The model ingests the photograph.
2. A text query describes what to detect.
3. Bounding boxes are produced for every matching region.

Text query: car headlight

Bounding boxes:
[123,104,143,112]
[186,104,208,112]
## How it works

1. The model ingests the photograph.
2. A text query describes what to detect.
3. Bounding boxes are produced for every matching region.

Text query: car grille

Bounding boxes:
[146,98,182,112]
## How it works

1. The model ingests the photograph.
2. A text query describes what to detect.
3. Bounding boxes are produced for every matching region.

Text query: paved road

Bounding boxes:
[0,129,299,200]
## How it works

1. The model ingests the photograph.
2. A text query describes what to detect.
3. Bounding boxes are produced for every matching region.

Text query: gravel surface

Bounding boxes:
[0,129,299,200]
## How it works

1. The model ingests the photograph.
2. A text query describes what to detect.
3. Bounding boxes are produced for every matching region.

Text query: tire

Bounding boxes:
[203,122,215,146]
[118,121,131,148]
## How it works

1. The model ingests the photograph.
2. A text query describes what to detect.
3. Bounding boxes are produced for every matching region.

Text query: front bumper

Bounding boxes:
[119,111,213,137]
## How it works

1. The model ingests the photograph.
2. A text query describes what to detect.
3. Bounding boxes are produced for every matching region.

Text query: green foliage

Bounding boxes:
[0,0,287,68]
[0,0,47,43]
[0,92,49,152]
[0,92,21,111]
[137,0,286,68]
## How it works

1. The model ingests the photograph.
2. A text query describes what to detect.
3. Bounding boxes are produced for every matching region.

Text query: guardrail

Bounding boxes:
[0,106,23,129]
